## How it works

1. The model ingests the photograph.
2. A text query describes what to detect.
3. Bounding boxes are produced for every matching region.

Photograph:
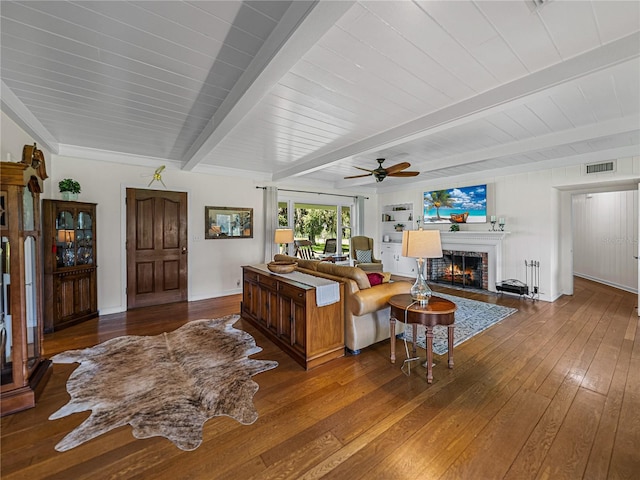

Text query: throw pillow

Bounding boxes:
[381,272,392,283]
[366,273,384,286]
[356,249,372,263]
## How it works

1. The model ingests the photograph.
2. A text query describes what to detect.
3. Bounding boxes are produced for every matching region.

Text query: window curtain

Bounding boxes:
[353,195,365,236]
[263,186,279,263]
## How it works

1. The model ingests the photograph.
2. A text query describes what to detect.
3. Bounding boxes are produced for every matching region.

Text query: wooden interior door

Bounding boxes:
[126,188,187,309]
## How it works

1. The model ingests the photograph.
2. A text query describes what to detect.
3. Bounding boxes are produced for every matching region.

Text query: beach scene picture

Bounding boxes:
[424,184,487,224]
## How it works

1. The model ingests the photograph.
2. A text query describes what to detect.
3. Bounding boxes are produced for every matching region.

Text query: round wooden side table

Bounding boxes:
[389,293,457,383]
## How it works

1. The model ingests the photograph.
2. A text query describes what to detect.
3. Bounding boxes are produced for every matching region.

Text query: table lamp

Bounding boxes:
[401,229,443,304]
[274,228,294,254]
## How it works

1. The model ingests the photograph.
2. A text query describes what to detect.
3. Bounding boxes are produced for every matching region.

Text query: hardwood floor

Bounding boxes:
[1,277,638,479]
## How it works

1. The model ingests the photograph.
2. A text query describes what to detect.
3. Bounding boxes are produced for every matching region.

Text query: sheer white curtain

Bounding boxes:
[353,195,366,236]
[263,186,279,263]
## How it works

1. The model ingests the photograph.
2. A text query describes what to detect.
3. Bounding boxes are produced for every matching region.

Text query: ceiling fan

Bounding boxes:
[344,158,420,183]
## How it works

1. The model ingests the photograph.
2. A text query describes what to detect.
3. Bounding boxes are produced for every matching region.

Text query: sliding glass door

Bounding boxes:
[278,199,352,255]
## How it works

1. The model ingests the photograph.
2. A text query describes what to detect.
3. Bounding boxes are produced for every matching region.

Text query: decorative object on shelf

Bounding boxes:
[408,213,412,221]
[490,215,497,231]
[394,223,405,232]
[147,165,166,188]
[274,228,294,254]
[21,143,48,179]
[58,178,81,201]
[267,260,297,273]
[401,229,443,305]
[450,211,469,223]
[449,224,460,232]
[499,217,506,231]
[205,206,253,239]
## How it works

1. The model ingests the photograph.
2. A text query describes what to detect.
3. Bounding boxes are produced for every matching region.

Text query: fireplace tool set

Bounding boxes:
[525,260,540,301]
[496,259,540,301]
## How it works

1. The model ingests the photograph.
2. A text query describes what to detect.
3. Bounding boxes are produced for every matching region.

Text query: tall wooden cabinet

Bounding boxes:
[1,162,52,416]
[42,200,98,332]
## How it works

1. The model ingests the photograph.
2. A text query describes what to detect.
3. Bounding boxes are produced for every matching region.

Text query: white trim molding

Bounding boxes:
[438,231,508,293]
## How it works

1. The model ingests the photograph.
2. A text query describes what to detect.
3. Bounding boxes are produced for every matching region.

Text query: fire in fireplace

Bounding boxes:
[428,250,488,290]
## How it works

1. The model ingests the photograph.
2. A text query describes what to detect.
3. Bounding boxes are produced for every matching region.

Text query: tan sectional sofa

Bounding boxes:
[274,254,411,353]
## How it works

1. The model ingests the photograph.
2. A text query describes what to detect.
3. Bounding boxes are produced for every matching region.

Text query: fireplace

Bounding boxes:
[428,250,489,290]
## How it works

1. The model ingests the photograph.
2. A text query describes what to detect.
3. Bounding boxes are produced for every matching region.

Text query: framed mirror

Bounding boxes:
[205,206,253,239]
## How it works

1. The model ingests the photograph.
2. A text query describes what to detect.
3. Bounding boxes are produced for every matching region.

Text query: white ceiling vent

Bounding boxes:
[584,161,616,175]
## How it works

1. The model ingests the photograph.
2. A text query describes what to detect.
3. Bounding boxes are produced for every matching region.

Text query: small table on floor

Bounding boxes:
[389,294,457,383]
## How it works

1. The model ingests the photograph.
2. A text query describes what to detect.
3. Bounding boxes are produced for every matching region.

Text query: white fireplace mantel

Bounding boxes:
[438,231,508,292]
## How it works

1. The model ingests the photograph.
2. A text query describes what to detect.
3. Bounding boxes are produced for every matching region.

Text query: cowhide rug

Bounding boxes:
[49,315,277,451]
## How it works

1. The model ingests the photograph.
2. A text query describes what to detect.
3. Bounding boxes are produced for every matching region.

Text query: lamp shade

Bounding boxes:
[274,228,294,244]
[401,229,442,258]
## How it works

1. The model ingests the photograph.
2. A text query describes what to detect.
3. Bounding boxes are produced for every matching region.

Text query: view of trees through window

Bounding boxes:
[279,201,351,253]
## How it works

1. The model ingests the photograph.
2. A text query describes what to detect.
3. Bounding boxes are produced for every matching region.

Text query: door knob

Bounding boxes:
[181,247,187,254]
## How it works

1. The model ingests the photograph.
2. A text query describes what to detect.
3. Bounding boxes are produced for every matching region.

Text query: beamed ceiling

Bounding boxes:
[1,0,639,191]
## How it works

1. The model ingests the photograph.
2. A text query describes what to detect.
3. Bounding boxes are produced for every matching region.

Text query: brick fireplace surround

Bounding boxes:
[429,251,489,290]
[428,231,507,293]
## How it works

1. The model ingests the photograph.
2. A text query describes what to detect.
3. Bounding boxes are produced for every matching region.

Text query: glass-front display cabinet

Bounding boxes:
[1,162,52,416]
[42,200,98,332]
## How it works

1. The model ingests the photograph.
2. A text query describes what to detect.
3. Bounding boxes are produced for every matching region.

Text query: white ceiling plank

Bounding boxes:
[592,0,640,45]
[339,7,476,100]
[1,1,638,190]
[273,33,640,180]
[538,1,601,60]
[425,115,640,171]
[476,0,562,73]
[182,1,356,170]
[363,0,497,92]
[417,0,496,51]
[317,28,451,109]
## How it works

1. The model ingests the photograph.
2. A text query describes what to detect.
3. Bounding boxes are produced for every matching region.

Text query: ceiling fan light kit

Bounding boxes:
[344,158,419,183]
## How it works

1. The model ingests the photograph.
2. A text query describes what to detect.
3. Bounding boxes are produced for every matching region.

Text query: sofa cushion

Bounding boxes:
[356,249,372,263]
[316,262,371,290]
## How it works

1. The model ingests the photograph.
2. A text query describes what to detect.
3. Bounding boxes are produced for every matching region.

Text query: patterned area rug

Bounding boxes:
[399,293,518,355]
[49,315,277,451]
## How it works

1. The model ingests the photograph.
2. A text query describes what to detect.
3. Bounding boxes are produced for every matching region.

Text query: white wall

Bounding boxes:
[45,155,376,315]
[48,156,268,314]
[572,190,638,292]
[377,156,640,301]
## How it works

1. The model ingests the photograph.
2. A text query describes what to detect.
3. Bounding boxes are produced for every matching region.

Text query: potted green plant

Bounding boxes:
[394,223,405,232]
[59,178,81,201]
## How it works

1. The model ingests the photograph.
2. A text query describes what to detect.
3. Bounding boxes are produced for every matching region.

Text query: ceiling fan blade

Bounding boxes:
[387,171,420,177]
[384,162,411,174]
[353,166,374,173]
[343,173,373,179]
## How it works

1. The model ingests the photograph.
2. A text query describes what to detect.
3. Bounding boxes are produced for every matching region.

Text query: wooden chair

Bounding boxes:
[323,238,338,255]
[294,240,317,260]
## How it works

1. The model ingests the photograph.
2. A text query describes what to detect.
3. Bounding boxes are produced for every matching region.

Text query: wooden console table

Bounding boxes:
[241,265,344,370]
[389,294,457,383]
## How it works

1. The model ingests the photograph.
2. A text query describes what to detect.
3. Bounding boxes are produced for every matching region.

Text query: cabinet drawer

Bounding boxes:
[244,271,259,283]
[259,275,278,290]
[278,282,307,300]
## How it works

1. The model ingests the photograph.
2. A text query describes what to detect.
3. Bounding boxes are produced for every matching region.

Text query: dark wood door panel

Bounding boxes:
[126,189,187,309]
